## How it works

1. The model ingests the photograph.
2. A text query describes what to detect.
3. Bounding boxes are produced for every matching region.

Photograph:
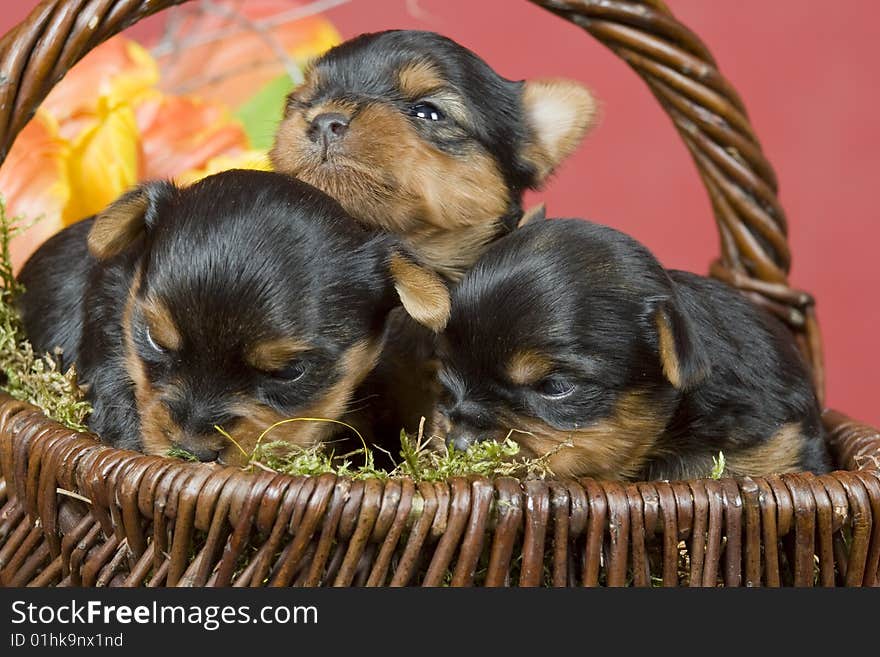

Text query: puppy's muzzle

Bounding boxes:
[308,112,350,144]
[445,426,480,452]
[440,399,494,452]
[166,397,236,462]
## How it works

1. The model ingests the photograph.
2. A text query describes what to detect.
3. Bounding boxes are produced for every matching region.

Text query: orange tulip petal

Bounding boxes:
[42,36,159,140]
[4,6,338,273]
[157,0,341,106]
[137,95,249,179]
[0,111,70,273]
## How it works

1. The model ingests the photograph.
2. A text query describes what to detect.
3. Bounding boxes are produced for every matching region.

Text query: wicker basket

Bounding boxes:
[1,0,878,588]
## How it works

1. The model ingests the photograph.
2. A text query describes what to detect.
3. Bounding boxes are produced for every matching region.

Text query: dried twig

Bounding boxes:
[152,0,349,61]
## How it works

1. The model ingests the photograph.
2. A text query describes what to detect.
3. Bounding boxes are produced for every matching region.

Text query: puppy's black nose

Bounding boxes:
[309,112,349,142]
[446,427,479,453]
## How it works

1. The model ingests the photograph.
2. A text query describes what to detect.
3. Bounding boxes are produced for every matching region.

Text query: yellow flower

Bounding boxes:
[175,150,271,187]
[63,97,141,225]
[1,3,344,272]
[288,20,341,63]
[42,38,159,141]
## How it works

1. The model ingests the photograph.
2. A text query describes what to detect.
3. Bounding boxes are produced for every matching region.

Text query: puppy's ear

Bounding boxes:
[388,250,451,332]
[653,296,711,391]
[87,181,176,260]
[520,79,598,186]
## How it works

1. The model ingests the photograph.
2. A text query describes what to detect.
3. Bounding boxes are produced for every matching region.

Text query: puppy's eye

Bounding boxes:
[144,325,164,354]
[409,102,445,122]
[272,360,308,382]
[539,378,576,399]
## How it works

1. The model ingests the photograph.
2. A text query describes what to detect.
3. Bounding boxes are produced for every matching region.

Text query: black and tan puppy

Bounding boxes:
[431,219,831,480]
[271,29,597,281]
[17,170,449,463]
[272,29,596,443]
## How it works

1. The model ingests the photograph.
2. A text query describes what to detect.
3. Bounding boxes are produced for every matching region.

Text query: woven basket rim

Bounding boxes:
[2,390,877,488]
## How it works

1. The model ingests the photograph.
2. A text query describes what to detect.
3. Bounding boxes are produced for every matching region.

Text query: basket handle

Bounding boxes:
[0,0,824,403]
[0,1,187,161]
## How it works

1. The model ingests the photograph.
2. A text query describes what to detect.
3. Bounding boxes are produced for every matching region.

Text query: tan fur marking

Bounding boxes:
[389,253,451,331]
[304,99,358,124]
[431,391,670,480]
[283,66,320,116]
[140,297,181,352]
[521,78,597,184]
[655,311,682,389]
[247,337,311,372]
[218,339,383,466]
[88,192,151,260]
[397,61,445,99]
[725,423,806,476]
[426,91,471,126]
[427,405,452,452]
[507,351,554,386]
[122,270,177,456]
[518,392,669,479]
[271,100,510,280]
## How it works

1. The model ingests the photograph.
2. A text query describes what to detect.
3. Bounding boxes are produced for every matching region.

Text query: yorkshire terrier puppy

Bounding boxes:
[17,170,449,463]
[431,219,831,480]
[271,29,597,280]
[272,29,596,444]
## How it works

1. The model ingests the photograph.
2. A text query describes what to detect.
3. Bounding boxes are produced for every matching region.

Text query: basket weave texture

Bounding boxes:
[0,0,879,587]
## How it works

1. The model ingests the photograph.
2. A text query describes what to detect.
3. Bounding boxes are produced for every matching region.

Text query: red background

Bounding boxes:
[2,1,877,425]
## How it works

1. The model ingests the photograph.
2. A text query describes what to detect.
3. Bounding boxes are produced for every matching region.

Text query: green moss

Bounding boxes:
[166,445,200,462]
[710,451,726,479]
[0,197,91,432]
[393,429,562,481]
[236,423,565,481]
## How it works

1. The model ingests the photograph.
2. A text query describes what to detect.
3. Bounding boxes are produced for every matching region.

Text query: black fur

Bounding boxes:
[17,170,403,456]
[435,219,831,479]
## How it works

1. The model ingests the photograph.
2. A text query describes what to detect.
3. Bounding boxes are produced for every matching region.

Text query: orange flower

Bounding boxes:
[0,112,70,273]
[136,95,249,180]
[41,38,158,140]
[156,0,341,106]
[63,97,142,224]
[1,2,342,272]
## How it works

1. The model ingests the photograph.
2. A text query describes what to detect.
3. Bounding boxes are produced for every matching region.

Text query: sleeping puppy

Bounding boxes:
[16,170,449,464]
[271,29,597,281]
[431,219,831,480]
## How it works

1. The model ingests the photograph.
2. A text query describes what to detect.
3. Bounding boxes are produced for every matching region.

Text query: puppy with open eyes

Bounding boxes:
[16,169,449,463]
[272,29,597,444]
[431,218,831,480]
[271,29,597,281]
